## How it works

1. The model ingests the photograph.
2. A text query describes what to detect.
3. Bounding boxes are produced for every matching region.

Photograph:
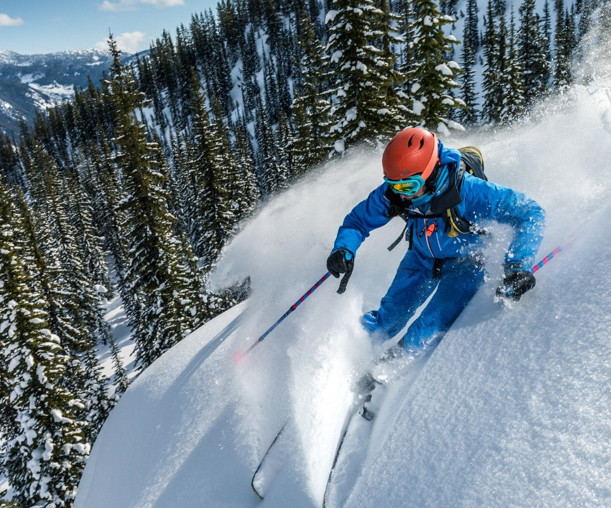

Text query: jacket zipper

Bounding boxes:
[422,218,437,258]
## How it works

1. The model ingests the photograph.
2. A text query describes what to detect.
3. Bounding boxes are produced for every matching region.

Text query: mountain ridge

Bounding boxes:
[0,48,137,138]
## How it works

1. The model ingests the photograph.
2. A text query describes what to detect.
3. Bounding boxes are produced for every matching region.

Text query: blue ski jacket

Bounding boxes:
[332,142,545,271]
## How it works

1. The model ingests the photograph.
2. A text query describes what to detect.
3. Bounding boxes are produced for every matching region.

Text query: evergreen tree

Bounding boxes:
[0,177,90,507]
[500,9,525,123]
[554,0,576,88]
[325,0,406,152]
[255,96,287,195]
[465,0,481,55]
[458,0,480,126]
[104,34,208,370]
[21,142,114,439]
[291,13,334,174]
[406,0,464,131]
[234,120,260,209]
[209,96,260,257]
[482,0,504,124]
[543,0,553,64]
[182,75,219,262]
[397,0,417,100]
[518,0,552,107]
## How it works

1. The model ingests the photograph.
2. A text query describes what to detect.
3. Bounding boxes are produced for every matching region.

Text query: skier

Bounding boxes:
[326,127,545,356]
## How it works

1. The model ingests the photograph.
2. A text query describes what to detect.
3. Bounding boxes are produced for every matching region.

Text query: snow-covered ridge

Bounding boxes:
[0,48,112,64]
[0,48,136,137]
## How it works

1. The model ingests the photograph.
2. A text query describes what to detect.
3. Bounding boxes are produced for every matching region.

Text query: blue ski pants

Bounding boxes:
[363,251,485,350]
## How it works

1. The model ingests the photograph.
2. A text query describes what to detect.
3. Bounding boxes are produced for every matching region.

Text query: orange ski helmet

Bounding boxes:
[382,127,439,181]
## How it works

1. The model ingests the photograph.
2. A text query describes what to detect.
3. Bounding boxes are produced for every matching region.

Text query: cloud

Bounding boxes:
[0,13,24,27]
[99,0,184,11]
[95,31,148,54]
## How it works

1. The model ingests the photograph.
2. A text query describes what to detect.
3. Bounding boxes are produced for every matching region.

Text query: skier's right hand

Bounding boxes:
[326,248,354,278]
[327,248,354,294]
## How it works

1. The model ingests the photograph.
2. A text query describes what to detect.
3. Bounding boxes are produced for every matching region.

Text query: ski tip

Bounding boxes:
[251,482,264,501]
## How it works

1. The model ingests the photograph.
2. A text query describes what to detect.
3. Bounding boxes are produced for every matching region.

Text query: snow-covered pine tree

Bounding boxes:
[290,12,334,174]
[553,0,576,88]
[209,95,260,252]
[0,177,91,507]
[263,54,281,124]
[233,121,261,211]
[255,95,287,195]
[501,9,525,123]
[239,24,262,120]
[84,133,130,294]
[65,168,113,300]
[482,0,504,124]
[20,142,114,439]
[405,0,464,132]
[325,0,406,153]
[104,34,208,371]
[182,72,218,263]
[518,0,552,107]
[465,0,481,55]
[458,0,480,126]
[0,132,24,189]
[396,0,417,115]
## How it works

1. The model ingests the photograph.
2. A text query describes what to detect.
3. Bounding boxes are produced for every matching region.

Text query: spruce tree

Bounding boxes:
[291,13,334,174]
[482,0,504,124]
[255,96,287,195]
[500,9,525,123]
[518,0,552,107]
[554,0,576,88]
[405,0,464,131]
[104,34,208,371]
[325,0,406,152]
[21,142,114,439]
[501,11,523,122]
[0,178,90,507]
[209,96,260,255]
[458,0,480,126]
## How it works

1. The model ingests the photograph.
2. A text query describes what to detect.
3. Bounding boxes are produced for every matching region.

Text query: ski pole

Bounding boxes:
[497,238,574,300]
[233,272,332,363]
[531,242,569,273]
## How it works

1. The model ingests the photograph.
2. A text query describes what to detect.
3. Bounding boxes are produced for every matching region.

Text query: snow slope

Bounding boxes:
[75,33,611,508]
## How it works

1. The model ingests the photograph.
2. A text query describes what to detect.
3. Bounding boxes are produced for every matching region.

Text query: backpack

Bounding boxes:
[386,146,488,251]
[441,146,487,237]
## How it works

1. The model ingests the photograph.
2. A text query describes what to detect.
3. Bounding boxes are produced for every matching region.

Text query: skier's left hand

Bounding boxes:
[496,266,536,301]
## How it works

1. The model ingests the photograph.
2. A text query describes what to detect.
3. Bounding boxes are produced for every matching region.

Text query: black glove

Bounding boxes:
[496,267,536,301]
[327,248,354,277]
[326,248,354,294]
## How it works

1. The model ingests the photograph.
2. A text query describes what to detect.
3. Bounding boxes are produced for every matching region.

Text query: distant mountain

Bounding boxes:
[0,49,132,139]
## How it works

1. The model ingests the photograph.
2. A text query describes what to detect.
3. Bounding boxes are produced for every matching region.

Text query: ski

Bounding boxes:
[322,373,385,508]
[251,420,289,500]
[322,351,431,507]
[250,374,381,502]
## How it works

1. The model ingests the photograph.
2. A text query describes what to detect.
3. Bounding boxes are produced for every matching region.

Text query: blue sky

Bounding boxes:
[0,0,220,55]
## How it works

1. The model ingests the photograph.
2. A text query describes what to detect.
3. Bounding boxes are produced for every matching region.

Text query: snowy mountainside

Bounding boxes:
[0,49,131,137]
[75,63,611,507]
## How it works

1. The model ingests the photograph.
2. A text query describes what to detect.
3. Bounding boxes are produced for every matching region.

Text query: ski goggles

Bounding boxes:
[384,175,426,196]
